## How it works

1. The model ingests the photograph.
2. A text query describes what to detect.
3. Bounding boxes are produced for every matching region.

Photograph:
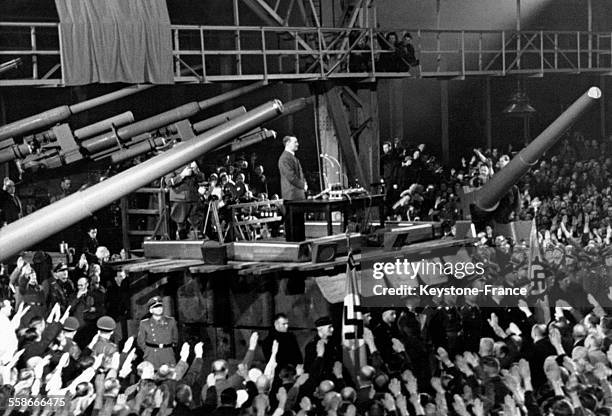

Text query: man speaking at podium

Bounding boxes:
[278,135,308,241]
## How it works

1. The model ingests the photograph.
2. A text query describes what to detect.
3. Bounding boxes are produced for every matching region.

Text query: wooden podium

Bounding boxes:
[283,194,385,241]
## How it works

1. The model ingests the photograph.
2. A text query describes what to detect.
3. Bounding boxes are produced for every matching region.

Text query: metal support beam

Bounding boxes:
[588,0,592,69]
[0,92,8,179]
[369,86,380,184]
[308,0,322,27]
[601,75,606,138]
[391,80,404,142]
[440,80,449,164]
[242,0,320,62]
[233,0,242,76]
[325,87,367,187]
[357,84,380,186]
[516,0,521,69]
[485,77,492,149]
[296,0,308,26]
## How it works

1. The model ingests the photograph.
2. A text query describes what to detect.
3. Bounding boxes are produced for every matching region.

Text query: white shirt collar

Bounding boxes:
[286,149,295,156]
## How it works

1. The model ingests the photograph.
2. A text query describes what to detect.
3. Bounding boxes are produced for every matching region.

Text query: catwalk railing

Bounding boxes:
[3,22,612,86]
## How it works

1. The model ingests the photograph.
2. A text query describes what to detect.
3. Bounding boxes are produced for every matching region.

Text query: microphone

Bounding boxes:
[324,153,348,188]
[320,154,340,188]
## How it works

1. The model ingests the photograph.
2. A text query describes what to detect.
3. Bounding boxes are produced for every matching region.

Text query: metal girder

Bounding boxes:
[296,0,308,26]
[242,0,284,25]
[307,0,322,28]
[325,87,367,187]
[350,117,371,139]
[242,0,319,61]
[341,85,365,109]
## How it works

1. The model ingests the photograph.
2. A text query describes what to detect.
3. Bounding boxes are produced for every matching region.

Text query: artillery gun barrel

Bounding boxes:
[81,82,266,155]
[0,85,153,141]
[475,87,601,212]
[192,107,247,133]
[100,107,250,164]
[0,99,284,261]
[0,143,31,164]
[73,112,135,140]
[109,137,167,165]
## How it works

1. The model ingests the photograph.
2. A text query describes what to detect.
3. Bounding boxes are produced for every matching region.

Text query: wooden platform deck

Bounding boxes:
[110,237,475,277]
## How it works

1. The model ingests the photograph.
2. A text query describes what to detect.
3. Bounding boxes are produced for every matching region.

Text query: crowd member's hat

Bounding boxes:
[63,316,80,332]
[54,262,68,273]
[97,316,116,331]
[147,296,163,309]
[315,316,332,327]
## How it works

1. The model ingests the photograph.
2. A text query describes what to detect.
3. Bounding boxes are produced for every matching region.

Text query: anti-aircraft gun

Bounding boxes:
[460,87,601,231]
[0,100,286,261]
[2,82,267,171]
[0,84,154,159]
[0,64,210,150]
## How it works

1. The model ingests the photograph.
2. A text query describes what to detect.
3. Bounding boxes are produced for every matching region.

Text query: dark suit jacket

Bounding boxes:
[165,170,206,203]
[278,150,306,200]
[0,190,22,224]
[262,329,303,368]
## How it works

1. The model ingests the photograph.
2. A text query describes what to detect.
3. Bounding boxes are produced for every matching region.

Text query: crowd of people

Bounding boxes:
[3,255,612,416]
[349,31,419,74]
[3,124,612,415]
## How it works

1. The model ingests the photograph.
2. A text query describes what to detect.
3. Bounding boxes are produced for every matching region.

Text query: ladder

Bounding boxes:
[120,183,170,255]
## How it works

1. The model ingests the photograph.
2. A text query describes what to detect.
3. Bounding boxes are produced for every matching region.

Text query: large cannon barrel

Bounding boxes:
[0,85,152,141]
[105,107,249,163]
[281,96,313,114]
[73,112,135,140]
[228,129,277,152]
[81,102,202,154]
[109,137,167,165]
[80,82,266,155]
[0,143,31,164]
[192,107,247,133]
[110,96,312,164]
[475,87,601,212]
[0,112,135,166]
[0,99,284,261]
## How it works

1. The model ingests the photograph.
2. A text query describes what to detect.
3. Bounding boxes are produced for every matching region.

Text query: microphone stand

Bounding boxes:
[324,153,348,188]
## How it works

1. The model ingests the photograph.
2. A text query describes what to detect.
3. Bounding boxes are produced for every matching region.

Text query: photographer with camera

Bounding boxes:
[165,161,207,240]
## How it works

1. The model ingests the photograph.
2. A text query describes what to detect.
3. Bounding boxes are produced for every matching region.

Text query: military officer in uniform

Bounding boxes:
[59,316,82,360]
[91,316,119,365]
[137,296,178,369]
